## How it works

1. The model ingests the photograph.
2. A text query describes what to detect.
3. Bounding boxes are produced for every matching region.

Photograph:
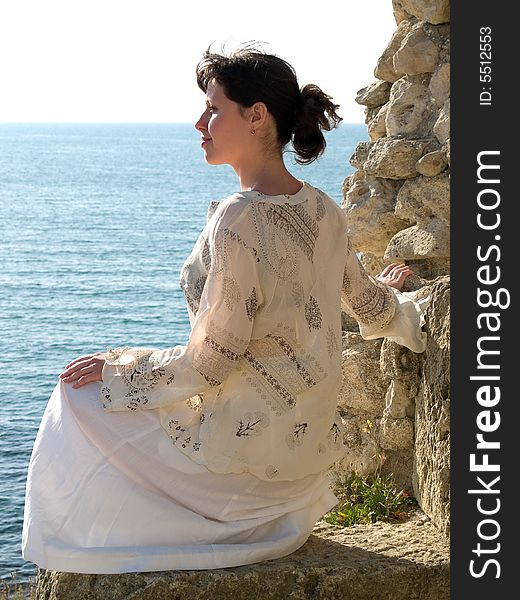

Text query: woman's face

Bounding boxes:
[195,79,253,168]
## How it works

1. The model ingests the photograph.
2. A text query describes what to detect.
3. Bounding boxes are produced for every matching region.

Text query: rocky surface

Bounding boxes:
[35,511,449,600]
[336,0,450,534]
[413,278,450,535]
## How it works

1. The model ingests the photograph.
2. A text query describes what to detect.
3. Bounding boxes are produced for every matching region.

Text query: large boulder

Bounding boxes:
[34,513,450,600]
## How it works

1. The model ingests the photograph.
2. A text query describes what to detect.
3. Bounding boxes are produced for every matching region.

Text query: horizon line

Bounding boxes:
[0,120,366,126]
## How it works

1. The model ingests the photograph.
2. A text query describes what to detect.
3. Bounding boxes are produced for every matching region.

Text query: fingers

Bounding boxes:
[379,263,412,279]
[378,263,400,277]
[60,353,105,388]
[393,265,413,280]
[377,263,414,291]
[63,354,97,370]
[60,367,93,389]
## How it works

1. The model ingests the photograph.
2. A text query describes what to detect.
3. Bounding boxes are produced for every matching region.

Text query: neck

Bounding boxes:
[234,155,302,196]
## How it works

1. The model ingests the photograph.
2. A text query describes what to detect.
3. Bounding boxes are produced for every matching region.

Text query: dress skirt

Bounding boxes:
[22,381,338,574]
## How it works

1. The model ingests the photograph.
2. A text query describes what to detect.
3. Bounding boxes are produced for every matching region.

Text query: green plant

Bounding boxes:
[322,473,416,527]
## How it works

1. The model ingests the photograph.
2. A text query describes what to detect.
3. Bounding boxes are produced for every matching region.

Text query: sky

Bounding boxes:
[0,0,396,124]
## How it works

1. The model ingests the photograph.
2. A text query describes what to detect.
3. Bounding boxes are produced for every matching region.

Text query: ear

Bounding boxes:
[248,102,268,130]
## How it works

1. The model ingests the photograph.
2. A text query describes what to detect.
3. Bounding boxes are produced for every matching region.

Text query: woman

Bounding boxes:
[22,46,427,574]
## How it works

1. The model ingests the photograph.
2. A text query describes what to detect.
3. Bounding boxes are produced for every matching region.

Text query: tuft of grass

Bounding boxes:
[322,473,417,527]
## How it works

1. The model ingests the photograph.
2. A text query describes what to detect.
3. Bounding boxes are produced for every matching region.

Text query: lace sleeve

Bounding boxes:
[101,199,261,411]
[340,237,397,335]
[340,238,428,353]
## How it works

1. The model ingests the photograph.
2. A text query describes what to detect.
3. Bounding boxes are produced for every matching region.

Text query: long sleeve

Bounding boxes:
[340,237,427,353]
[101,198,261,411]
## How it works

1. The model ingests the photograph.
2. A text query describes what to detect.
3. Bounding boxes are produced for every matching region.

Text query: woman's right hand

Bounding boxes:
[59,352,106,388]
[376,262,413,291]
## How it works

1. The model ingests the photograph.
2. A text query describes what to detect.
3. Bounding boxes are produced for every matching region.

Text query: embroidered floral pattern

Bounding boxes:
[201,238,212,270]
[262,203,319,262]
[167,419,186,442]
[180,248,208,316]
[292,281,304,308]
[193,321,248,388]
[100,386,111,408]
[243,350,296,411]
[326,325,340,358]
[109,350,167,393]
[343,276,395,328]
[268,335,319,388]
[242,328,326,416]
[210,227,257,275]
[222,276,241,310]
[124,389,150,410]
[251,203,298,280]
[342,251,396,329]
[186,394,203,411]
[305,296,323,330]
[245,287,258,321]
[206,200,220,222]
[184,275,207,314]
[236,411,270,437]
[327,422,343,450]
[315,189,326,221]
[285,422,308,449]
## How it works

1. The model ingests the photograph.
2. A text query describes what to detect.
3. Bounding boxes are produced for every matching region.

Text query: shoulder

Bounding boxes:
[206,193,254,241]
[307,182,341,208]
[303,182,347,227]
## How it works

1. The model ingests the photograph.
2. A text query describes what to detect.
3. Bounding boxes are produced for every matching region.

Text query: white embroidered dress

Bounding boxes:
[22,182,427,573]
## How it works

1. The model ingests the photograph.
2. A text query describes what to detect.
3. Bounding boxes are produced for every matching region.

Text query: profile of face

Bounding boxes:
[195,79,258,168]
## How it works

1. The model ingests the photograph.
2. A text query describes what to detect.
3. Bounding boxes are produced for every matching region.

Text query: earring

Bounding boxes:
[251,128,256,135]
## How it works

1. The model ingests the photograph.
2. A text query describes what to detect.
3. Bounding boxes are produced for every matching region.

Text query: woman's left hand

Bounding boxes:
[59,352,106,388]
[376,262,413,291]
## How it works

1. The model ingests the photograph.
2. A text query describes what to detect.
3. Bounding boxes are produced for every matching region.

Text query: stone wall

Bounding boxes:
[334,0,450,535]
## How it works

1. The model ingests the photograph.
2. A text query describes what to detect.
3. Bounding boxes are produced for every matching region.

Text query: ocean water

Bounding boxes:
[0,122,366,581]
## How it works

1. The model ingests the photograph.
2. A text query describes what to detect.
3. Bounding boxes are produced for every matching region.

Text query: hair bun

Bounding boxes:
[292,84,342,164]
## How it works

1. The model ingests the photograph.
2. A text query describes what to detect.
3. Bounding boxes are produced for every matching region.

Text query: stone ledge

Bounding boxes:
[35,511,450,600]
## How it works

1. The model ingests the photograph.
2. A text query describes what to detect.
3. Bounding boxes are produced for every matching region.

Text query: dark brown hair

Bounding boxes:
[196,44,342,164]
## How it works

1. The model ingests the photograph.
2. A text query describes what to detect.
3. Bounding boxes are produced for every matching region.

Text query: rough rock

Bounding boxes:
[35,513,449,600]
[379,414,414,450]
[348,141,372,170]
[433,99,450,144]
[429,62,450,108]
[338,334,389,415]
[385,74,434,136]
[355,80,392,108]
[393,0,450,24]
[365,103,388,140]
[416,150,448,176]
[374,19,415,83]
[413,278,450,536]
[394,173,450,226]
[443,138,450,166]
[363,137,437,180]
[343,174,409,256]
[335,415,382,477]
[393,23,440,76]
[385,222,450,260]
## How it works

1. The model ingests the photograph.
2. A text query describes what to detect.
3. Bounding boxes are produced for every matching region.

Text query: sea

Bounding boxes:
[0,121,366,583]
